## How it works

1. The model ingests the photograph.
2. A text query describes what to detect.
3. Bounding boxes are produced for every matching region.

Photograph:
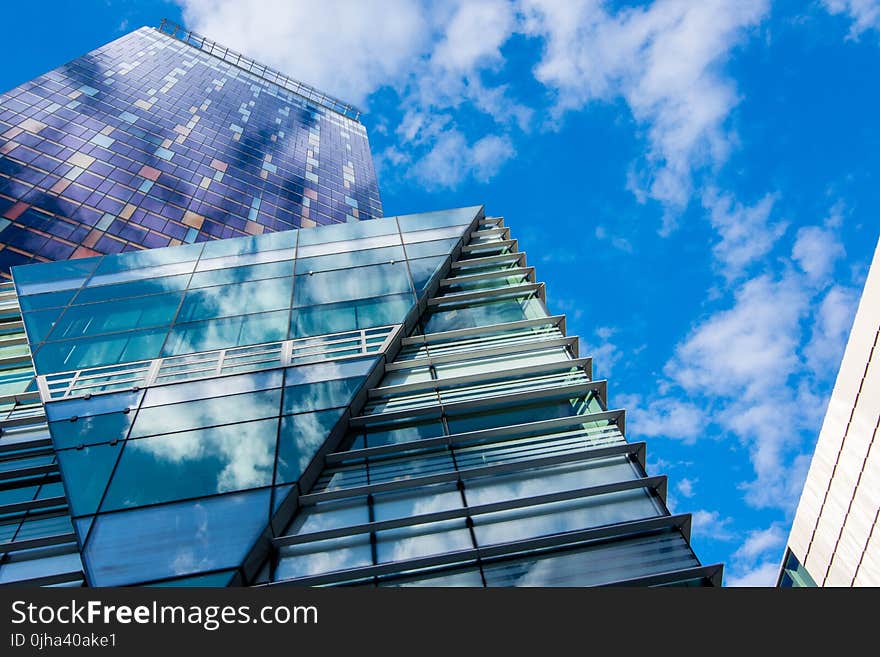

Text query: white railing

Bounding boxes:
[37,325,400,401]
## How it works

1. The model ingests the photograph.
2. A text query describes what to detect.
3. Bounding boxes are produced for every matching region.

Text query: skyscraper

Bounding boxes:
[780,238,880,587]
[0,24,719,587]
[0,21,381,275]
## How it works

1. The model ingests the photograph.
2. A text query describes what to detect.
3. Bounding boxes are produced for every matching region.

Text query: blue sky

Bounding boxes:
[4,0,880,585]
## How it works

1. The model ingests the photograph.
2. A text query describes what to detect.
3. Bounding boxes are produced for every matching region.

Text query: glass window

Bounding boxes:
[445,397,598,435]
[194,248,296,273]
[72,274,191,305]
[85,261,198,288]
[33,328,167,374]
[403,238,461,259]
[397,207,478,231]
[296,234,402,259]
[481,531,698,587]
[407,256,446,291]
[364,418,445,447]
[57,442,121,516]
[375,519,472,564]
[293,262,411,307]
[176,278,293,323]
[200,230,296,259]
[189,260,293,288]
[142,370,283,408]
[284,358,375,385]
[83,489,271,586]
[286,496,368,535]
[20,307,64,344]
[298,217,399,246]
[295,245,405,275]
[433,347,570,379]
[282,378,363,415]
[289,293,414,338]
[49,412,137,449]
[378,567,483,587]
[472,489,661,547]
[17,288,77,311]
[276,408,345,484]
[402,225,465,244]
[90,243,203,277]
[162,310,288,356]
[275,534,371,581]
[101,418,279,510]
[45,389,143,423]
[423,295,548,334]
[49,293,181,339]
[129,388,281,439]
[12,257,99,295]
[373,483,462,522]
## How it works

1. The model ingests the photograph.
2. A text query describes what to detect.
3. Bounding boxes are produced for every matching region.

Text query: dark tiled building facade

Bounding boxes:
[0,24,382,276]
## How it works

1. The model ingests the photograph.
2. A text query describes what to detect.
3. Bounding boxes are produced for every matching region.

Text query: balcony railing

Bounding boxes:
[37,325,400,401]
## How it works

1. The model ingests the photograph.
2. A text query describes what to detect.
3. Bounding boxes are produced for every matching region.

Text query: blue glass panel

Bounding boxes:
[162,311,289,356]
[423,296,547,334]
[17,289,77,311]
[20,307,64,343]
[375,519,472,563]
[298,217,398,245]
[284,358,375,385]
[282,378,363,415]
[188,260,293,288]
[83,489,271,586]
[364,418,445,447]
[403,238,461,259]
[102,418,279,510]
[13,258,100,295]
[292,263,411,307]
[276,408,345,484]
[142,370,283,407]
[290,293,414,338]
[57,441,121,516]
[49,413,137,449]
[49,293,181,339]
[396,207,478,231]
[129,388,282,439]
[407,256,447,291]
[201,230,297,259]
[73,274,192,304]
[176,278,293,323]
[33,329,167,374]
[45,389,143,423]
[275,534,371,581]
[90,243,203,276]
[294,245,406,274]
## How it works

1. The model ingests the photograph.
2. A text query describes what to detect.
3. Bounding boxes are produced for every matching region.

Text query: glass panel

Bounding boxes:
[293,263,411,307]
[72,274,191,305]
[176,278,293,323]
[275,534,371,581]
[20,307,64,344]
[373,483,463,522]
[295,245,405,275]
[378,567,483,587]
[445,397,596,434]
[296,234,401,259]
[17,289,77,311]
[49,293,181,339]
[142,370,283,407]
[289,293,414,338]
[83,489,271,586]
[298,217,399,245]
[189,260,293,288]
[162,311,288,356]
[275,408,345,484]
[423,296,547,334]
[407,256,447,291]
[128,388,281,439]
[49,412,137,449]
[482,531,698,587]
[12,258,99,295]
[397,207,478,231]
[286,496,369,535]
[364,418,445,447]
[90,243,203,276]
[375,519,472,563]
[282,378,363,415]
[33,329,167,374]
[148,570,236,587]
[195,248,296,273]
[200,230,297,259]
[45,389,143,422]
[472,490,661,547]
[101,418,279,510]
[401,225,465,243]
[57,442,121,516]
[403,238,461,259]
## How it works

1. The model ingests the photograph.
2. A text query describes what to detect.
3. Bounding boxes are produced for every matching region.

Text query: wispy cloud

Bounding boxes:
[822,0,880,38]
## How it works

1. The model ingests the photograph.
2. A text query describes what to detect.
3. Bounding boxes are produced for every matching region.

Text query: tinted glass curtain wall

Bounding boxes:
[0,24,382,276]
[7,207,721,587]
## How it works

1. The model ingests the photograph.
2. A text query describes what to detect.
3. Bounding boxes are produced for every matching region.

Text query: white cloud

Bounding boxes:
[594,225,634,253]
[579,326,622,377]
[407,129,516,188]
[691,509,735,542]
[792,224,847,283]
[618,393,707,443]
[805,284,860,375]
[702,188,787,280]
[725,560,779,587]
[676,477,696,498]
[178,0,430,106]
[822,0,880,38]
[521,0,769,229]
[733,524,786,561]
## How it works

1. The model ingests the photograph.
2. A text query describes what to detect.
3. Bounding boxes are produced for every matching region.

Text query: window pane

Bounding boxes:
[275,534,371,581]
[101,418,279,510]
[375,519,472,563]
[293,263,411,307]
[49,293,180,339]
[162,310,288,356]
[176,278,293,323]
[83,489,271,586]
[33,329,167,373]
[189,260,293,288]
[276,408,345,484]
[282,378,363,415]
[57,442,121,516]
[73,274,191,304]
[295,245,405,274]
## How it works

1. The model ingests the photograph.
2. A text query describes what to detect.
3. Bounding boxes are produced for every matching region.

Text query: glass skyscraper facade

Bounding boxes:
[0,21,381,275]
[0,24,719,588]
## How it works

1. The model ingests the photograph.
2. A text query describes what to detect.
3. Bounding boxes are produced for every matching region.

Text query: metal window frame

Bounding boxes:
[264,514,694,587]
